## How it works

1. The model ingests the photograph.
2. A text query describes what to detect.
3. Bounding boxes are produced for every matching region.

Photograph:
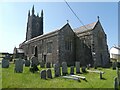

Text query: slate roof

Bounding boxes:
[74,21,97,33]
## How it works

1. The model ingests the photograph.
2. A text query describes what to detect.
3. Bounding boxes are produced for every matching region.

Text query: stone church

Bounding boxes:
[19,6,110,67]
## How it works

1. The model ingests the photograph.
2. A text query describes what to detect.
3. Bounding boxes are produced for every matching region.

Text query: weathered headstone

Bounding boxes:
[62,62,68,76]
[75,62,80,74]
[113,62,117,70]
[2,58,9,68]
[47,69,52,79]
[40,62,45,68]
[40,70,46,79]
[114,77,118,90]
[81,66,86,73]
[46,62,51,68]
[54,62,61,77]
[25,60,30,67]
[31,56,39,67]
[14,58,24,73]
[70,66,74,75]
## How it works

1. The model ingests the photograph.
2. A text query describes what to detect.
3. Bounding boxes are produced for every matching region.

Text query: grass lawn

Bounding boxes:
[2,63,117,88]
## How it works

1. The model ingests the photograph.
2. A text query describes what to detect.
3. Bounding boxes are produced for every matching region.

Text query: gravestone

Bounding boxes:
[30,56,39,73]
[54,62,61,77]
[2,58,9,68]
[113,62,117,70]
[81,66,86,73]
[62,62,68,76]
[31,56,39,67]
[47,69,52,79]
[116,67,120,85]
[40,70,46,79]
[25,60,30,67]
[46,62,51,68]
[40,62,45,68]
[70,66,74,75]
[100,72,102,79]
[75,62,80,74]
[14,58,24,73]
[114,77,118,90]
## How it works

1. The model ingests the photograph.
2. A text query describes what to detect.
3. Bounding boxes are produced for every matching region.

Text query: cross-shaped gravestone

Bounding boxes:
[40,70,46,79]
[47,69,52,79]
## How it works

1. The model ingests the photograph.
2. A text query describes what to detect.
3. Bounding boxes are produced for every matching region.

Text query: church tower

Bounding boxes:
[26,5,43,41]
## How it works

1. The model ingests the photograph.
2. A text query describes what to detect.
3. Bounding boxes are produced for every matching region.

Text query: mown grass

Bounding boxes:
[2,63,117,88]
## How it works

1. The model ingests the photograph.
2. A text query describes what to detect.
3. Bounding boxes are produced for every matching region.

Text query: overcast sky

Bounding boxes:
[0,2,118,53]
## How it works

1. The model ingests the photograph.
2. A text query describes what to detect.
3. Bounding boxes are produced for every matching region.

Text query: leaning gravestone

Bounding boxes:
[14,58,24,73]
[47,69,52,79]
[62,62,68,76]
[25,60,30,67]
[2,57,9,68]
[46,62,51,68]
[54,62,61,77]
[70,66,74,75]
[75,62,80,74]
[40,62,45,68]
[40,70,46,79]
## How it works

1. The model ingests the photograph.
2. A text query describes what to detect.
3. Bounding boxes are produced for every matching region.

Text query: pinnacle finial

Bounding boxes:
[28,10,30,16]
[67,20,69,24]
[41,9,43,17]
[32,5,34,15]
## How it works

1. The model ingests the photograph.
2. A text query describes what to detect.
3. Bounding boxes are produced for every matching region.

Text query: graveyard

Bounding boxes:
[1,62,118,88]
